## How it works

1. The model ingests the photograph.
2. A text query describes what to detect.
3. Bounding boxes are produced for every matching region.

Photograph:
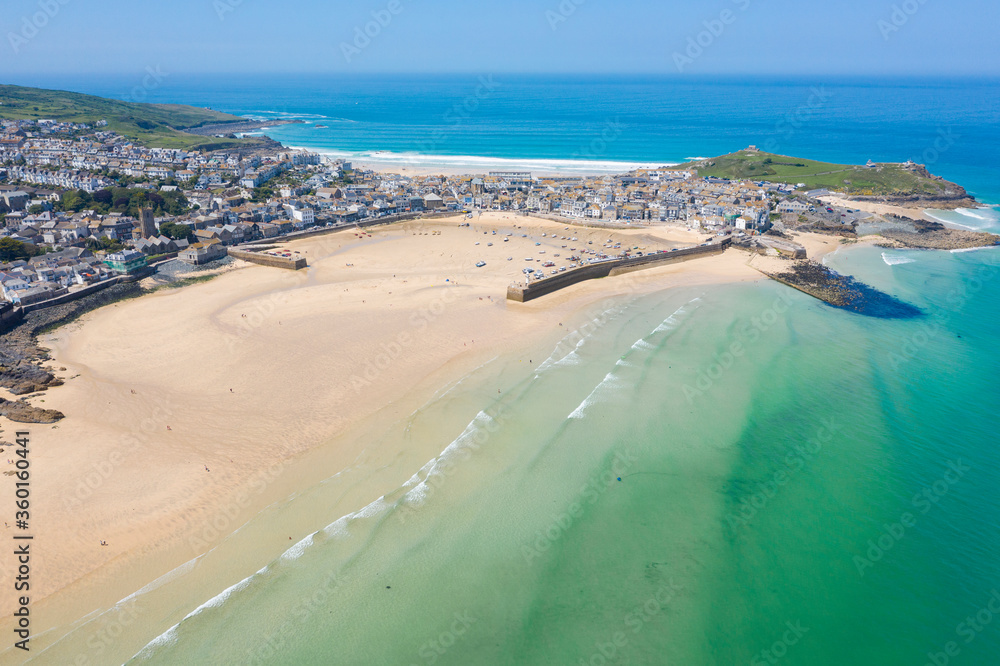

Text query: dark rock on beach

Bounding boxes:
[0,398,64,424]
[865,215,999,251]
[0,282,143,422]
[765,260,922,319]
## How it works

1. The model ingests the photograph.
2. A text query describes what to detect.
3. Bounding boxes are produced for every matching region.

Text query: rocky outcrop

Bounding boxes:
[0,398,64,424]
[847,194,978,210]
[875,215,999,250]
[0,282,143,422]
[762,261,922,319]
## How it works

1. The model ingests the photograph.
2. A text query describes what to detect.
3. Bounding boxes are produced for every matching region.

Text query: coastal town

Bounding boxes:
[1,116,870,309]
[2,115,992,313]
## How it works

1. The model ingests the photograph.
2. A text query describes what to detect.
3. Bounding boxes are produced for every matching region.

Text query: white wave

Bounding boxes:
[396,411,497,508]
[653,309,687,334]
[188,570,262,616]
[568,295,703,420]
[568,371,622,419]
[322,496,391,538]
[281,533,314,562]
[632,339,656,352]
[882,252,917,266]
[535,302,626,373]
[28,552,209,663]
[536,335,588,374]
[239,111,334,121]
[557,350,582,366]
[685,157,710,161]
[652,296,701,335]
[924,208,1000,233]
[282,145,676,176]
[131,566,267,661]
[956,208,997,222]
[132,624,180,661]
[950,246,999,254]
[923,210,977,231]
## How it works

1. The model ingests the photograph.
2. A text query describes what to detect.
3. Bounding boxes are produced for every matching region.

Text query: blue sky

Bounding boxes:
[2,0,998,76]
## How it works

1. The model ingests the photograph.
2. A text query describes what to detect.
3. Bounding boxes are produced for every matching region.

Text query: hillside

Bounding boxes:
[673,150,972,203]
[0,84,274,151]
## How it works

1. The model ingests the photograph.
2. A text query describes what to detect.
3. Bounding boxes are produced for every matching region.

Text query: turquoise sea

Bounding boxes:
[8,76,999,664]
[12,74,1000,205]
[119,244,1000,666]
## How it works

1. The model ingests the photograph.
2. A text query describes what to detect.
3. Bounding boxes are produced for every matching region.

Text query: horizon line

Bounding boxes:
[5,71,1000,80]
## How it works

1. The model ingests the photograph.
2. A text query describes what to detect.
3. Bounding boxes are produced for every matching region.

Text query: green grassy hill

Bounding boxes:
[0,84,270,151]
[673,150,965,198]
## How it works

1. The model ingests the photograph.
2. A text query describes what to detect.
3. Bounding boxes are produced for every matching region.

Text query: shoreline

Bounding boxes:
[282,144,679,177]
[0,213,795,661]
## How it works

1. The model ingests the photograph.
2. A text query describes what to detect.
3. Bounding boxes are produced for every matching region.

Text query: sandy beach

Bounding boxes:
[0,213,842,659]
[286,147,676,179]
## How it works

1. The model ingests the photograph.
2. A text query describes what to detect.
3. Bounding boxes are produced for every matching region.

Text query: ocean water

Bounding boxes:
[7,75,1000,664]
[111,245,1000,666]
[13,74,1000,205]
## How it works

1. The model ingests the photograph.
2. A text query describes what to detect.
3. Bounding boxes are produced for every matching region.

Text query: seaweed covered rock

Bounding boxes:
[766,261,922,319]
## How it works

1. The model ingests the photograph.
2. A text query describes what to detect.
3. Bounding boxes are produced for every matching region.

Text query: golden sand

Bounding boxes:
[0,213,841,655]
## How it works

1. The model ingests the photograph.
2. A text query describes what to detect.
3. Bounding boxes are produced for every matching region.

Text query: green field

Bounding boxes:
[673,150,963,197]
[0,85,271,151]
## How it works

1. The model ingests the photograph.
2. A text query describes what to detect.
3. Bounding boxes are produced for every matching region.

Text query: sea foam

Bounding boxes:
[882,252,917,266]
[130,566,268,662]
[285,145,677,176]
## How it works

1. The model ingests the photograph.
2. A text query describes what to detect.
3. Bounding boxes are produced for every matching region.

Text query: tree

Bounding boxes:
[58,189,94,213]
[28,204,45,215]
[159,222,192,241]
[85,237,125,253]
[0,237,40,262]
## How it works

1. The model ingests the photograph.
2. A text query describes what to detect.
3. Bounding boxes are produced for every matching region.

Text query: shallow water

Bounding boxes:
[119,245,1000,665]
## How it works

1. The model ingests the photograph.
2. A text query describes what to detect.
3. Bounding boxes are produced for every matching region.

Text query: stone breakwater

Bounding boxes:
[227,248,308,270]
[508,238,731,303]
